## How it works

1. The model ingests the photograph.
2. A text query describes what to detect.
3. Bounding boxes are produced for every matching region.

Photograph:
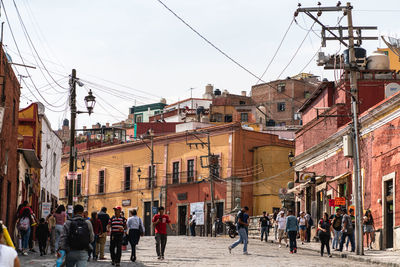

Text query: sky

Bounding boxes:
[2,0,400,129]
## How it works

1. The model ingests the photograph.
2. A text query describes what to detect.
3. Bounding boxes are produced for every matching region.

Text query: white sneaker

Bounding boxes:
[243,251,249,255]
[279,244,282,248]
[23,252,28,256]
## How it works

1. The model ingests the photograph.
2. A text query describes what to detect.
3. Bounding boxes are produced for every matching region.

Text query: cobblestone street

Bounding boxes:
[19,236,380,267]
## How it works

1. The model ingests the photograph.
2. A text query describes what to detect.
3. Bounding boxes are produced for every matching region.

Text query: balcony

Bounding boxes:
[165,171,197,185]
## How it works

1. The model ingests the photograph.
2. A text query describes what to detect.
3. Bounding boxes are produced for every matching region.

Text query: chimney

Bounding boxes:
[241,91,246,96]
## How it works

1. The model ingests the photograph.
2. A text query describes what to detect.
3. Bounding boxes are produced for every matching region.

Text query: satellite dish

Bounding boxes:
[385,83,400,98]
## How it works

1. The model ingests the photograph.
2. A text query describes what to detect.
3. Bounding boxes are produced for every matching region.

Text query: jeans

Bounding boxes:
[55,224,64,252]
[96,232,107,258]
[288,231,297,252]
[319,233,331,256]
[155,233,167,257]
[88,235,98,258]
[340,231,355,252]
[110,232,123,263]
[332,229,341,249]
[230,228,248,253]
[306,226,311,242]
[260,226,268,241]
[21,227,31,250]
[38,238,47,254]
[66,250,88,267]
[190,224,196,236]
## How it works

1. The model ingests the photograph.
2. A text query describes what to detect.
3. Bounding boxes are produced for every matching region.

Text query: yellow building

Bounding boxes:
[378,47,400,71]
[59,122,293,234]
[252,143,294,215]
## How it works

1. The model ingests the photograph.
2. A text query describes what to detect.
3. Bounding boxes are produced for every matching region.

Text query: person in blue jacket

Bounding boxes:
[285,209,299,254]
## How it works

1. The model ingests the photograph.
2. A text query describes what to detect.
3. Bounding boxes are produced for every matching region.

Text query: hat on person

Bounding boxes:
[113,206,122,211]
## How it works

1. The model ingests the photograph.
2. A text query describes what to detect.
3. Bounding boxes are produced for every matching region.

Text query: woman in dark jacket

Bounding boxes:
[318,212,332,257]
[127,209,145,262]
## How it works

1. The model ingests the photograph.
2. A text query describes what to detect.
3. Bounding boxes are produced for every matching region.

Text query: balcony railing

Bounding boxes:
[121,180,133,192]
[165,171,197,185]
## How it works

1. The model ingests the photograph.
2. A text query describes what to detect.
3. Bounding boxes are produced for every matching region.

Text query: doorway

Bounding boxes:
[206,203,211,236]
[178,205,187,235]
[144,200,159,236]
[385,179,394,248]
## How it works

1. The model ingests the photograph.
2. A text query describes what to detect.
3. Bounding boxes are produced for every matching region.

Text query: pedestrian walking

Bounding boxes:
[318,213,332,257]
[36,218,50,256]
[273,210,279,241]
[363,210,375,250]
[339,208,355,252]
[152,206,173,260]
[298,211,307,244]
[17,208,31,255]
[88,212,103,261]
[54,205,67,253]
[190,212,197,237]
[127,209,145,262]
[285,209,298,254]
[107,206,127,266]
[305,211,313,242]
[58,204,94,267]
[259,211,270,242]
[96,207,110,260]
[331,208,342,251]
[345,208,356,251]
[228,206,250,255]
[0,223,21,267]
[47,209,56,254]
[276,211,288,248]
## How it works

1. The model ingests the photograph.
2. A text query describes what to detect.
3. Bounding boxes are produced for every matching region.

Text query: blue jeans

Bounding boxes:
[89,235,98,258]
[231,228,248,252]
[261,226,268,241]
[288,231,297,252]
[66,250,88,267]
[332,229,341,249]
[340,231,355,252]
[21,227,31,249]
[55,224,64,251]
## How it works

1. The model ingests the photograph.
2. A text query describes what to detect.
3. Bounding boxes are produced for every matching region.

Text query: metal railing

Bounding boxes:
[165,171,197,185]
[96,184,106,194]
[121,180,133,191]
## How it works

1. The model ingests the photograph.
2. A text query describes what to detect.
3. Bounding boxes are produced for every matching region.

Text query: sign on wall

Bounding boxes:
[190,202,204,225]
[41,202,52,218]
[334,197,346,206]
[122,199,131,207]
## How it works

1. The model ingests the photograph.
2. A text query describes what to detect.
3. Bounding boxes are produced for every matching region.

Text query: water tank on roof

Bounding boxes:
[343,48,367,64]
[160,98,167,104]
[63,119,69,127]
[385,83,400,98]
[214,89,221,96]
[196,106,205,115]
[367,51,390,70]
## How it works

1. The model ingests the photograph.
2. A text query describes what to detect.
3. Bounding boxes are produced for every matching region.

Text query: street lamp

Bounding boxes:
[84,90,96,115]
[137,168,142,180]
[288,151,295,167]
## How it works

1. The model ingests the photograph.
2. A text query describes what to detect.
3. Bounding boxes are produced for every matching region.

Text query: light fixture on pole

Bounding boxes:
[137,168,142,180]
[84,90,96,115]
[288,151,295,167]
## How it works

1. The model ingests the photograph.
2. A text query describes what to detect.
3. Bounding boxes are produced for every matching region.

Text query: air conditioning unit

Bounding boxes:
[343,134,353,157]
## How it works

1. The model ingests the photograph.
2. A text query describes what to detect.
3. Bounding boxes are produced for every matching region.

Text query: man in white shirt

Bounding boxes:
[190,212,197,236]
[276,211,288,248]
[0,223,20,267]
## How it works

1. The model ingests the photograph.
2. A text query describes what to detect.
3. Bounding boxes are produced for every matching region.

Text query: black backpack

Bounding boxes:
[68,218,90,250]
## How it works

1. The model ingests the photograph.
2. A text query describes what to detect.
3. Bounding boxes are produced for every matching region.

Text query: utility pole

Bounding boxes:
[296,2,377,256]
[68,69,77,216]
[150,133,155,236]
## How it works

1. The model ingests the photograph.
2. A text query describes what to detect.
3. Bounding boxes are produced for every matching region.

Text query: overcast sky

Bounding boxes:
[2,0,399,129]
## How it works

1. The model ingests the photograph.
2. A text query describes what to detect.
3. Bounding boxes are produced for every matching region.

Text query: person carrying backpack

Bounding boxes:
[58,204,94,267]
[339,208,355,252]
[17,208,31,256]
[331,208,342,250]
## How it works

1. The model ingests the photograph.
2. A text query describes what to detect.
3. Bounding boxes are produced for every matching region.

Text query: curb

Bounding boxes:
[248,235,400,267]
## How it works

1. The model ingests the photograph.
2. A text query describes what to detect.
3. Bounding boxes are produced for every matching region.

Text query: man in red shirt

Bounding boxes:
[152,206,173,260]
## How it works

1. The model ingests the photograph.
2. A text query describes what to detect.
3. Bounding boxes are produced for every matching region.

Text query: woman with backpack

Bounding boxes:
[127,209,145,262]
[17,208,31,255]
[318,212,332,257]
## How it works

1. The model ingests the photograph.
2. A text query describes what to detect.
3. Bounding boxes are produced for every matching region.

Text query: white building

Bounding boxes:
[39,114,62,216]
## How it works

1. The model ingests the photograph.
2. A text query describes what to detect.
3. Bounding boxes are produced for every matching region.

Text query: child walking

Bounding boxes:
[36,218,50,256]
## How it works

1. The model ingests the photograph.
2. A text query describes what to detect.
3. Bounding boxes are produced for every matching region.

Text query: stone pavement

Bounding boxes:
[249,231,400,267]
[19,235,382,267]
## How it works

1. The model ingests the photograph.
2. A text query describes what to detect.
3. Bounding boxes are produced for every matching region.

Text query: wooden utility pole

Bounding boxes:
[67,69,77,215]
[150,133,155,236]
[296,2,378,255]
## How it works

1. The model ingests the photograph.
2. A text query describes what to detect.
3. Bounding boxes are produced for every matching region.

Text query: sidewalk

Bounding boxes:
[249,231,400,267]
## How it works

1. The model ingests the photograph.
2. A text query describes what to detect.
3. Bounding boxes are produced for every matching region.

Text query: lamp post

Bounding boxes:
[288,151,295,167]
[67,69,96,216]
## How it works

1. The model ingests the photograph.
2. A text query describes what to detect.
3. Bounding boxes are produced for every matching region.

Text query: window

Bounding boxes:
[294,113,301,120]
[239,100,246,105]
[147,165,156,188]
[213,113,223,122]
[224,115,233,122]
[277,102,286,112]
[277,83,286,92]
[135,114,143,123]
[75,174,81,196]
[98,170,105,193]
[304,91,311,99]
[52,153,57,176]
[172,162,179,184]
[240,113,248,122]
[187,159,194,182]
[124,166,131,191]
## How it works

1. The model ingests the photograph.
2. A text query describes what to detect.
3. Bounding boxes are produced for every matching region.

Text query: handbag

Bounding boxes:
[122,234,129,246]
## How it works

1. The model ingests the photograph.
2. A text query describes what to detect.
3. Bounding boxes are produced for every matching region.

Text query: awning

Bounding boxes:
[327,172,350,184]
[287,184,302,194]
[18,149,42,169]
[315,182,327,192]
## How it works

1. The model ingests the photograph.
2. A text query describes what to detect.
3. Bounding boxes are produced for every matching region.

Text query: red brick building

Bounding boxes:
[292,70,400,250]
[0,47,20,233]
[251,75,318,126]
